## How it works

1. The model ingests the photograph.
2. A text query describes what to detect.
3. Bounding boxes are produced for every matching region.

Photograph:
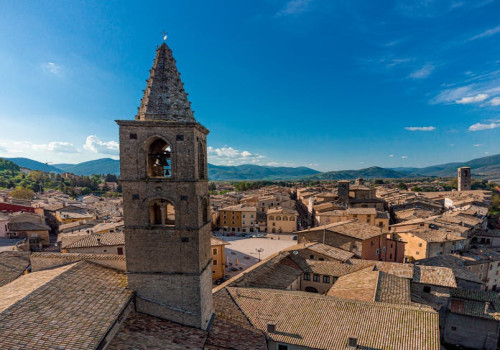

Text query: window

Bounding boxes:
[371,241,374,247]
[213,259,217,266]
[269,216,274,221]
[202,197,209,224]
[147,138,172,178]
[304,273,310,280]
[313,274,320,282]
[283,216,288,221]
[310,255,314,259]
[149,199,175,226]
[276,216,282,221]
[198,140,206,179]
[212,248,217,255]
[319,258,324,261]
[376,248,380,255]
[323,275,330,283]
[389,253,392,260]
[243,214,246,218]
[117,247,124,255]
[416,251,420,255]
[277,344,289,350]
[418,243,422,247]
[251,214,254,218]
[423,286,431,293]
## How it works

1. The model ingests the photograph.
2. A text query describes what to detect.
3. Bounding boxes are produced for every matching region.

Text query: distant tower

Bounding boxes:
[117,43,213,329]
[338,180,350,205]
[457,167,471,191]
[355,178,364,186]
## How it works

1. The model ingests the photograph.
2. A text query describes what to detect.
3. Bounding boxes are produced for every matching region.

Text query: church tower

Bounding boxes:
[116,42,213,329]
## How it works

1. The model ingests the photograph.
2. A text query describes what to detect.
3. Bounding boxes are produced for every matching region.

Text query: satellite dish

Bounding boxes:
[293,250,298,255]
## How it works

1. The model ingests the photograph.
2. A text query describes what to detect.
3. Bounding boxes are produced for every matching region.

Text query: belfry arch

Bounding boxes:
[147,138,172,178]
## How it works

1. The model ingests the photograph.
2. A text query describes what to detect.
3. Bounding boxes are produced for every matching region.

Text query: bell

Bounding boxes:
[154,158,161,166]
[164,169,170,176]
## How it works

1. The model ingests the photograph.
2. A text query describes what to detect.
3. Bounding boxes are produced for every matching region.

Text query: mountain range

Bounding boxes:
[3,153,500,181]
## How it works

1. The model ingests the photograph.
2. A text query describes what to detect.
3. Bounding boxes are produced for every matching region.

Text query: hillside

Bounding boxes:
[5,153,500,181]
[5,157,63,173]
[53,158,120,176]
[395,154,500,178]
[307,166,408,180]
[208,164,320,181]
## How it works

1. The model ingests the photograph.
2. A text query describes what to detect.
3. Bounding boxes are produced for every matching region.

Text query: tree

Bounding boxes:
[209,183,217,191]
[398,182,408,190]
[105,173,118,182]
[10,187,34,200]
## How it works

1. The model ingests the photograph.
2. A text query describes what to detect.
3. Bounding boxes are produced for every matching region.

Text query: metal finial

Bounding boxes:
[161,31,168,41]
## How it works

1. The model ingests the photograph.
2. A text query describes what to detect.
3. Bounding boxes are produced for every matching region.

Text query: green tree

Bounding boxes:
[10,187,35,199]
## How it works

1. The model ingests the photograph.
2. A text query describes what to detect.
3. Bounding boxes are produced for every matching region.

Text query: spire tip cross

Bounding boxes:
[161,31,168,41]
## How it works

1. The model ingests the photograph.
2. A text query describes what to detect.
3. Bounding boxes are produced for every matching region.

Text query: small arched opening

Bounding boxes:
[147,138,172,178]
[202,197,209,224]
[149,199,175,226]
[305,287,318,293]
[198,140,206,180]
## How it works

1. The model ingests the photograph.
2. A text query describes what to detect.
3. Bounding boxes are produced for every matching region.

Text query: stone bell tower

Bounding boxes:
[116,42,213,329]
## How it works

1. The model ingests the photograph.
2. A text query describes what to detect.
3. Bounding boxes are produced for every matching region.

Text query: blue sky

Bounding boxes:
[0,0,499,171]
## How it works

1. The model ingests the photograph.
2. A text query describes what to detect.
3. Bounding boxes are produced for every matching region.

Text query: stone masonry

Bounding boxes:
[116,42,213,329]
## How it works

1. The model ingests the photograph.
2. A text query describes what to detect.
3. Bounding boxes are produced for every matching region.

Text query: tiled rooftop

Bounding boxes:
[0,251,30,287]
[65,231,125,249]
[228,287,440,350]
[0,261,132,350]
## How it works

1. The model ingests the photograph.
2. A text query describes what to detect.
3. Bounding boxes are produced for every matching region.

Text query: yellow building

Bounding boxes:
[55,206,94,225]
[395,228,467,261]
[219,204,257,233]
[211,236,229,280]
[267,207,298,233]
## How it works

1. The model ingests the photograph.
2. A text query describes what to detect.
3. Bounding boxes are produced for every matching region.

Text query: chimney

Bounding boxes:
[347,337,358,349]
[267,323,276,333]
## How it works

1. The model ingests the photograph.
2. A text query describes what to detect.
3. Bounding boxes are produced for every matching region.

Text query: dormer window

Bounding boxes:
[148,138,172,178]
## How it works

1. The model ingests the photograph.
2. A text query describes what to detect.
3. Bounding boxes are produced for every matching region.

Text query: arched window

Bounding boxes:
[269,216,274,221]
[283,216,288,221]
[202,197,209,224]
[198,140,206,180]
[276,216,282,221]
[149,199,175,226]
[148,139,172,178]
[290,216,295,221]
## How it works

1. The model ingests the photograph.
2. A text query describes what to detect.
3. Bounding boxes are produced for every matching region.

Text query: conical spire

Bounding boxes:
[136,43,196,122]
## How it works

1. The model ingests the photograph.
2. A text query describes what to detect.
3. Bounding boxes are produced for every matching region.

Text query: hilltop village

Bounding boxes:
[1,43,500,350]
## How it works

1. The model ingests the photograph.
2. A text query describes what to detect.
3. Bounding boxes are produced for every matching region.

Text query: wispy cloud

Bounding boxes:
[389,154,395,157]
[33,141,79,153]
[83,135,119,155]
[208,146,265,165]
[275,0,312,17]
[473,144,483,147]
[405,126,436,131]
[455,93,489,104]
[432,69,500,105]
[490,97,500,106]
[41,62,63,76]
[409,63,435,79]
[468,122,500,131]
[468,25,500,41]
[401,155,408,159]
